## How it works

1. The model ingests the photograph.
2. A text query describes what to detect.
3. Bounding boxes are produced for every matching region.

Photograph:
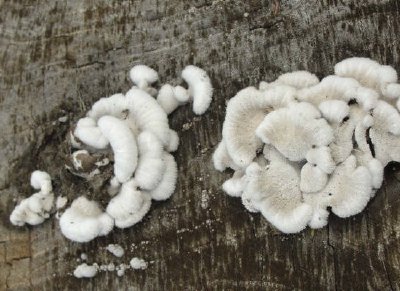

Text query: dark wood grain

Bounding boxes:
[1,0,400,290]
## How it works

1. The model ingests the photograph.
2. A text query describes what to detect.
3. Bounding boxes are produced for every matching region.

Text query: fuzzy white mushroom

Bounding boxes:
[60,196,114,243]
[222,87,273,168]
[129,65,159,96]
[334,57,400,99]
[87,93,127,121]
[256,103,334,161]
[369,101,400,165]
[146,152,177,201]
[300,163,328,193]
[298,75,378,111]
[156,84,190,115]
[106,180,151,228]
[181,65,213,115]
[242,147,313,233]
[260,71,319,90]
[322,155,373,218]
[74,117,109,149]
[98,116,138,184]
[10,170,54,226]
[125,87,171,147]
[212,140,240,171]
[135,131,165,190]
[222,170,246,197]
[319,100,350,124]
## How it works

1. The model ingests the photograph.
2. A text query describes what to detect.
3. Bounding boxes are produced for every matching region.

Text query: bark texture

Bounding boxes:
[1,0,400,290]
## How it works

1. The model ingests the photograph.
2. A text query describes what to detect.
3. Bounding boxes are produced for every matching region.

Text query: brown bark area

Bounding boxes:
[1,0,400,290]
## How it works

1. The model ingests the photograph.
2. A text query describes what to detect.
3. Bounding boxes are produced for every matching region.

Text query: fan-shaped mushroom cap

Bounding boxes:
[27,191,54,214]
[334,57,400,99]
[222,87,273,168]
[166,129,179,152]
[372,100,400,135]
[30,170,52,194]
[260,85,296,109]
[106,180,151,228]
[74,117,109,149]
[135,131,166,190]
[276,71,319,88]
[98,116,138,184]
[146,152,177,201]
[87,94,127,121]
[301,193,330,229]
[298,75,378,111]
[10,199,46,226]
[157,84,184,115]
[125,88,171,146]
[243,147,313,233]
[60,196,114,242]
[181,65,213,115]
[212,140,240,172]
[256,104,334,161]
[325,155,373,217]
[10,171,54,226]
[129,65,158,96]
[222,170,246,197]
[305,146,336,174]
[369,101,400,165]
[319,100,350,124]
[300,163,328,193]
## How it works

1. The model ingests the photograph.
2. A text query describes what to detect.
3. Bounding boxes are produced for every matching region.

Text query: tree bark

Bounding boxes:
[1,0,400,290]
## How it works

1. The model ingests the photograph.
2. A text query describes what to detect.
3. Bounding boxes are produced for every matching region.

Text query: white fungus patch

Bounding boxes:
[61,64,213,242]
[130,257,148,270]
[10,170,54,226]
[214,57,400,233]
[106,244,125,258]
[73,263,98,278]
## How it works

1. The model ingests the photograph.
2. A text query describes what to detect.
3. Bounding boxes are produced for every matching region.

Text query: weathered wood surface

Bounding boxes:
[1,0,400,290]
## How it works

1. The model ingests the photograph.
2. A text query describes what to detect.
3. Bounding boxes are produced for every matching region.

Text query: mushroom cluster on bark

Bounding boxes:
[10,64,213,245]
[61,64,213,242]
[214,57,400,233]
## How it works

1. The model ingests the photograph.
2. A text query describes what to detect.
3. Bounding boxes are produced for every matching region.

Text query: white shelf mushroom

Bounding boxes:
[256,103,334,162]
[125,87,172,147]
[10,170,54,226]
[222,87,273,168]
[106,180,151,228]
[260,71,319,90]
[212,140,240,172]
[335,57,400,99]
[129,65,159,96]
[60,196,114,243]
[135,131,166,190]
[222,170,246,197]
[98,115,138,184]
[146,152,177,201]
[298,75,378,111]
[242,147,313,233]
[181,65,213,115]
[156,84,190,115]
[214,57,400,233]
[74,117,109,149]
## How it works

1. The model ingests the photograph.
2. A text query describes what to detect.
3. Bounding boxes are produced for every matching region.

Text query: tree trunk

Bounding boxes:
[1,0,400,290]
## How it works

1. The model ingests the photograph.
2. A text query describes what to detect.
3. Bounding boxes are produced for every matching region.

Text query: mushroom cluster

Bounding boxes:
[213,57,400,233]
[10,170,54,226]
[61,64,213,242]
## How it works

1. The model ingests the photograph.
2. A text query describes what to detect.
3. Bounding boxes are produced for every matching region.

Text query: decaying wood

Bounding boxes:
[1,0,400,290]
